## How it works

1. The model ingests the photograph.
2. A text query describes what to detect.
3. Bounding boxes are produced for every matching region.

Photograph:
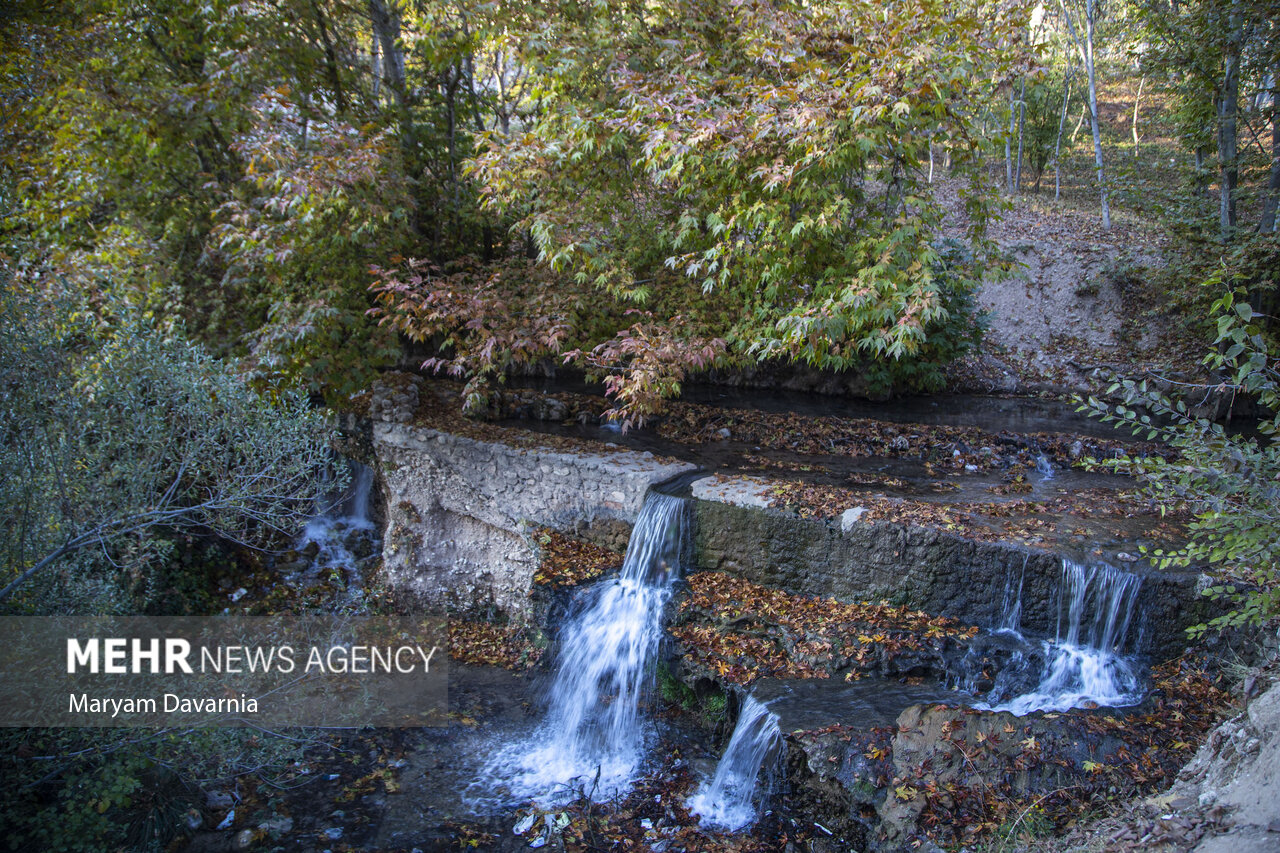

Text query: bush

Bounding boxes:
[1082,283,1279,637]
[0,281,339,611]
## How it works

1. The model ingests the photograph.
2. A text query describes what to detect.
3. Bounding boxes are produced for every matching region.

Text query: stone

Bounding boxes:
[206,791,235,809]
[259,816,293,834]
[374,421,695,621]
[840,506,867,532]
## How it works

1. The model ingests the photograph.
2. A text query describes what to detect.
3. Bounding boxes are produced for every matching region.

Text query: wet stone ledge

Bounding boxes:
[373,421,695,620]
[691,475,1213,663]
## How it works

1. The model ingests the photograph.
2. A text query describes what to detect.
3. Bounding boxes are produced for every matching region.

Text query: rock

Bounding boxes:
[840,506,867,532]
[1070,440,1085,458]
[531,397,568,421]
[715,427,732,440]
[228,588,247,603]
[259,816,293,834]
[1116,552,1139,562]
[205,791,235,809]
[323,827,343,840]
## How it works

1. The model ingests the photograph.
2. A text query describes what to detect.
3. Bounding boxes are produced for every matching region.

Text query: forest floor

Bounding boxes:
[936,177,1210,400]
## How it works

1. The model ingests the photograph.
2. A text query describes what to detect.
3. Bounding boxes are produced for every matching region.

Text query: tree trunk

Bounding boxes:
[1055,70,1073,201]
[1261,69,1279,234]
[310,0,348,115]
[1218,0,1241,241]
[1006,85,1016,193]
[1131,74,1144,158]
[368,0,406,109]
[1015,76,1027,191]
[1082,0,1110,229]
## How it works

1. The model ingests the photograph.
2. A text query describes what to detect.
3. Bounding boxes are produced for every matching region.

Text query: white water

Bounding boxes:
[295,461,377,573]
[997,555,1028,633]
[985,559,1144,715]
[474,492,690,806]
[688,695,781,831]
[1034,453,1056,481]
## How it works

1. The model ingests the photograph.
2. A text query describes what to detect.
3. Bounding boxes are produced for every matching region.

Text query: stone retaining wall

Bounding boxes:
[373,422,695,618]
[693,488,1210,662]
[372,418,1209,659]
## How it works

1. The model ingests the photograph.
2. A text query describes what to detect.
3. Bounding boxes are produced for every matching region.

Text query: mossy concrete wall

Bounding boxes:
[373,421,695,619]
[693,495,1210,662]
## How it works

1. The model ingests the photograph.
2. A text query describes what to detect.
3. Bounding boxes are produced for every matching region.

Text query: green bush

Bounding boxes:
[1082,283,1279,637]
[0,282,339,611]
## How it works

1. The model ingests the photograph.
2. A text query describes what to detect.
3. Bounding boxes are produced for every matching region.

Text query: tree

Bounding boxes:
[1058,0,1112,228]
[0,0,423,398]
[398,0,1022,421]
[0,280,339,609]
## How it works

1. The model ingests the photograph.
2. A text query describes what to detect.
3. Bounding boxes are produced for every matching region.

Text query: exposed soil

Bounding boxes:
[933,177,1209,399]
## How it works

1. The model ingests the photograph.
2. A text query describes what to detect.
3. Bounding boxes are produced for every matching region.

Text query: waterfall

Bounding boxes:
[337,460,375,525]
[1034,453,1055,481]
[475,491,691,805]
[292,459,377,581]
[997,554,1028,633]
[984,559,1144,715]
[687,694,781,832]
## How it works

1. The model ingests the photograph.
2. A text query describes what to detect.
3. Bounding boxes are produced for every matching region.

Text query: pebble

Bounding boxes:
[206,791,235,809]
[324,827,343,840]
[259,816,293,834]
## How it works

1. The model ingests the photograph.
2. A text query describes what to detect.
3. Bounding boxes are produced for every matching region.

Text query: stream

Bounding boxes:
[296,389,1186,849]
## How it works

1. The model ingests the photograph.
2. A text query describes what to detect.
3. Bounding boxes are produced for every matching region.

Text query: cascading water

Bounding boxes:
[1034,453,1056,481]
[296,460,377,575]
[997,555,1028,633]
[475,491,691,805]
[687,694,782,832]
[982,558,1144,715]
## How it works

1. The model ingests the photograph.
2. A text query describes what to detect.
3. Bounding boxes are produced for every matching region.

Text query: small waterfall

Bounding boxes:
[475,492,691,805]
[687,695,781,832]
[997,555,1028,633]
[293,460,378,580]
[984,559,1144,715]
[337,460,375,524]
[1034,453,1055,481]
